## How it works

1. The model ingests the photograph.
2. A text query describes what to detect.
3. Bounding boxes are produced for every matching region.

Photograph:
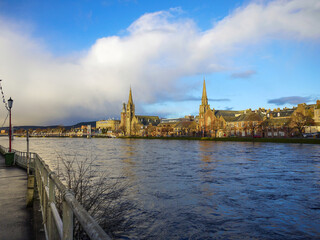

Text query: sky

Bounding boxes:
[0,0,319,126]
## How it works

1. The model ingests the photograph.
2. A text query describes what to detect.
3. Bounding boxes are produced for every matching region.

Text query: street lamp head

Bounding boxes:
[8,97,13,109]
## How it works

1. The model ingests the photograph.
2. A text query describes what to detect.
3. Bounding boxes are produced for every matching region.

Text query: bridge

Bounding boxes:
[0,145,111,240]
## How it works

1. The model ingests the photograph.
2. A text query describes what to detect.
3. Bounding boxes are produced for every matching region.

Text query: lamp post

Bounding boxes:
[8,97,13,152]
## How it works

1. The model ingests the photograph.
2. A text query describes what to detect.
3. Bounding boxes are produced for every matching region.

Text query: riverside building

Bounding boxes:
[117,82,320,138]
[120,88,160,136]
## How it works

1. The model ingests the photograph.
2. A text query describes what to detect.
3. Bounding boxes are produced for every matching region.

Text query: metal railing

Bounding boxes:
[0,145,111,240]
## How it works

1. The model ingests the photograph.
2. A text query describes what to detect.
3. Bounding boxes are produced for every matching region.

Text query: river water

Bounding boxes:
[1,137,319,239]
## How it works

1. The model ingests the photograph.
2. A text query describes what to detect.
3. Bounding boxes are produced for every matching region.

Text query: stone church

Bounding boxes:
[198,78,226,137]
[120,88,160,136]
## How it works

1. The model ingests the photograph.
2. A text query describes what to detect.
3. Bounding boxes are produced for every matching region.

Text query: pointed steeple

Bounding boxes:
[201,77,208,106]
[126,86,135,136]
[199,77,210,130]
[126,86,135,119]
[128,86,133,105]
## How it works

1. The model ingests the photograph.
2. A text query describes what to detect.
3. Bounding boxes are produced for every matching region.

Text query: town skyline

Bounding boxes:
[9,80,319,139]
[0,0,319,126]
[5,82,318,128]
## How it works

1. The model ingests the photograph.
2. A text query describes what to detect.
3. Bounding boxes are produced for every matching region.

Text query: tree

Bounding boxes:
[210,120,219,138]
[56,156,134,239]
[15,128,26,135]
[290,112,314,137]
[145,125,156,137]
[119,125,126,135]
[246,121,262,138]
[132,122,141,136]
[283,122,293,137]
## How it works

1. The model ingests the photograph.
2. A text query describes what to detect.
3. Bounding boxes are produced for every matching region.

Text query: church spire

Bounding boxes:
[201,77,208,106]
[128,86,133,105]
[126,86,135,136]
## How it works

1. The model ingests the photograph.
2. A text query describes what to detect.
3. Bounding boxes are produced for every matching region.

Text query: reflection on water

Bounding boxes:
[1,137,320,239]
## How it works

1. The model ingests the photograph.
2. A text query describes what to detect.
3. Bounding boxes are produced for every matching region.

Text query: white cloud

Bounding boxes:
[0,0,319,125]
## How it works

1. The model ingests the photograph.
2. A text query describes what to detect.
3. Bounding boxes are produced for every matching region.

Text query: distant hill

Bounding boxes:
[69,121,97,129]
[1,121,97,131]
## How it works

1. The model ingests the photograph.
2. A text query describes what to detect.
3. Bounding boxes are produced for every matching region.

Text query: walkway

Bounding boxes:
[0,154,33,240]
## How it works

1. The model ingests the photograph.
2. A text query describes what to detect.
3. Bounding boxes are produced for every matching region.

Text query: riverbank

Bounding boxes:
[119,136,320,144]
[2,135,320,144]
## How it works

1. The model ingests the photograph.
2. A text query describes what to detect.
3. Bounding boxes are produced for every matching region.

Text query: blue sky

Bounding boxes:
[0,0,244,54]
[1,0,135,53]
[0,0,319,125]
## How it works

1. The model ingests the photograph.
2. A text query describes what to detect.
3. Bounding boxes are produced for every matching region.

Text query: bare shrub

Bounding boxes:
[56,154,134,239]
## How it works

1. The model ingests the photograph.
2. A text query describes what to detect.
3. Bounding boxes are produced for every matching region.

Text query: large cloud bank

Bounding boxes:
[0,0,319,125]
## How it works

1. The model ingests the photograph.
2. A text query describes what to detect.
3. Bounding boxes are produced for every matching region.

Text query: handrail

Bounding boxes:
[0,145,111,240]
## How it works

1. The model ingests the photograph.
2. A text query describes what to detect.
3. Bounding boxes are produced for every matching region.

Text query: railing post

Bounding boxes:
[27,131,30,175]
[26,174,34,207]
[63,199,73,240]
[43,166,49,229]
[48,175,56,240]
[38,159,43,206]
[35,157,38,190]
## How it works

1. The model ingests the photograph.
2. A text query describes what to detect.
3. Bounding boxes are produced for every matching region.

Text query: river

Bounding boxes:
[1,137,319,239]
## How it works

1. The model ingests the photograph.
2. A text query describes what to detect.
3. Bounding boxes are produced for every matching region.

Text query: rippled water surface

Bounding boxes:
[1,137,320,239]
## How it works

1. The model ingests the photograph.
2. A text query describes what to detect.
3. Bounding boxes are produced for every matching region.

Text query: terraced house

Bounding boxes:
[198,79,320,138]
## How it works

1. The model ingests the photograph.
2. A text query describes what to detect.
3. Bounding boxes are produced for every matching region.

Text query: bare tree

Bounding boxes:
[210,120,219,138]
[290,112,314,137]
[56,155,134,239]
[246,121,262,138]
[119,125,126,135]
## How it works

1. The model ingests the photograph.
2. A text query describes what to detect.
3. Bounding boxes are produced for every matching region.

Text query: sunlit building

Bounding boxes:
[96,119,120,132]
[120,88,160,136]
[119,81,319,138]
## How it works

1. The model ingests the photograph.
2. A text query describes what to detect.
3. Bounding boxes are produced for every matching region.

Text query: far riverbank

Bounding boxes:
[120,136,320,144]
[2,134,320,144]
